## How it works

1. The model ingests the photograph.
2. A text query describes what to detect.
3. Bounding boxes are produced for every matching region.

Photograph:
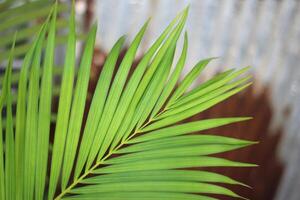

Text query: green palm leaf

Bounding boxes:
[48,4,77,199]
[23,18,48,200]
[60,22,97,192]
[0,0,70,63]
[0,0,84,110]
[35,4,57,199]
[0,2,257,200]
[1,32,16,200]
[81,169,248,187]
[63,192,218,200]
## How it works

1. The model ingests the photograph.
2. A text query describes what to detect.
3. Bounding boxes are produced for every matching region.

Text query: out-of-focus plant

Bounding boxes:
[0,2,256,200]
[0,0,70,63]
[0,0,85,107]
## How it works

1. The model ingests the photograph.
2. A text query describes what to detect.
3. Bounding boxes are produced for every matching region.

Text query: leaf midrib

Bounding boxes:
[54,130,140,200]
[55,97,166,199]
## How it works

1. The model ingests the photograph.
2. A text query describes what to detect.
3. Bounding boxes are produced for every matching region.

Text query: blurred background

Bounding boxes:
[1,0,300,199]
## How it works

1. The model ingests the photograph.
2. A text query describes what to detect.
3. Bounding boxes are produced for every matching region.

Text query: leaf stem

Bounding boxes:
[54,139,125,200]
[54,110,162,199]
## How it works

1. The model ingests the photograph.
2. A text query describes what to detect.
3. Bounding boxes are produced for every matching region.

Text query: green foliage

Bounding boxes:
[0,2,256,200]
[0,0,83,108]
[0,0,71,63]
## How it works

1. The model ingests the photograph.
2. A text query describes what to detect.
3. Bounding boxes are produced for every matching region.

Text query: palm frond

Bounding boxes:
[23,18,48,200]
[0,2,257,200]
[60,17,96,195]
[35,3,57,199]
[1,32,16,200]
[0,0,70,63]
[48,4,77,199]
[0,0,83,112]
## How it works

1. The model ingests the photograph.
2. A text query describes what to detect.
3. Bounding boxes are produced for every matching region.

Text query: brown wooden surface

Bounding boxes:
[189,86,284,200]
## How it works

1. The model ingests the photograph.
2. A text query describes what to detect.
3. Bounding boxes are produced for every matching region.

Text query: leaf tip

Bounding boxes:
[183,4,190,15]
